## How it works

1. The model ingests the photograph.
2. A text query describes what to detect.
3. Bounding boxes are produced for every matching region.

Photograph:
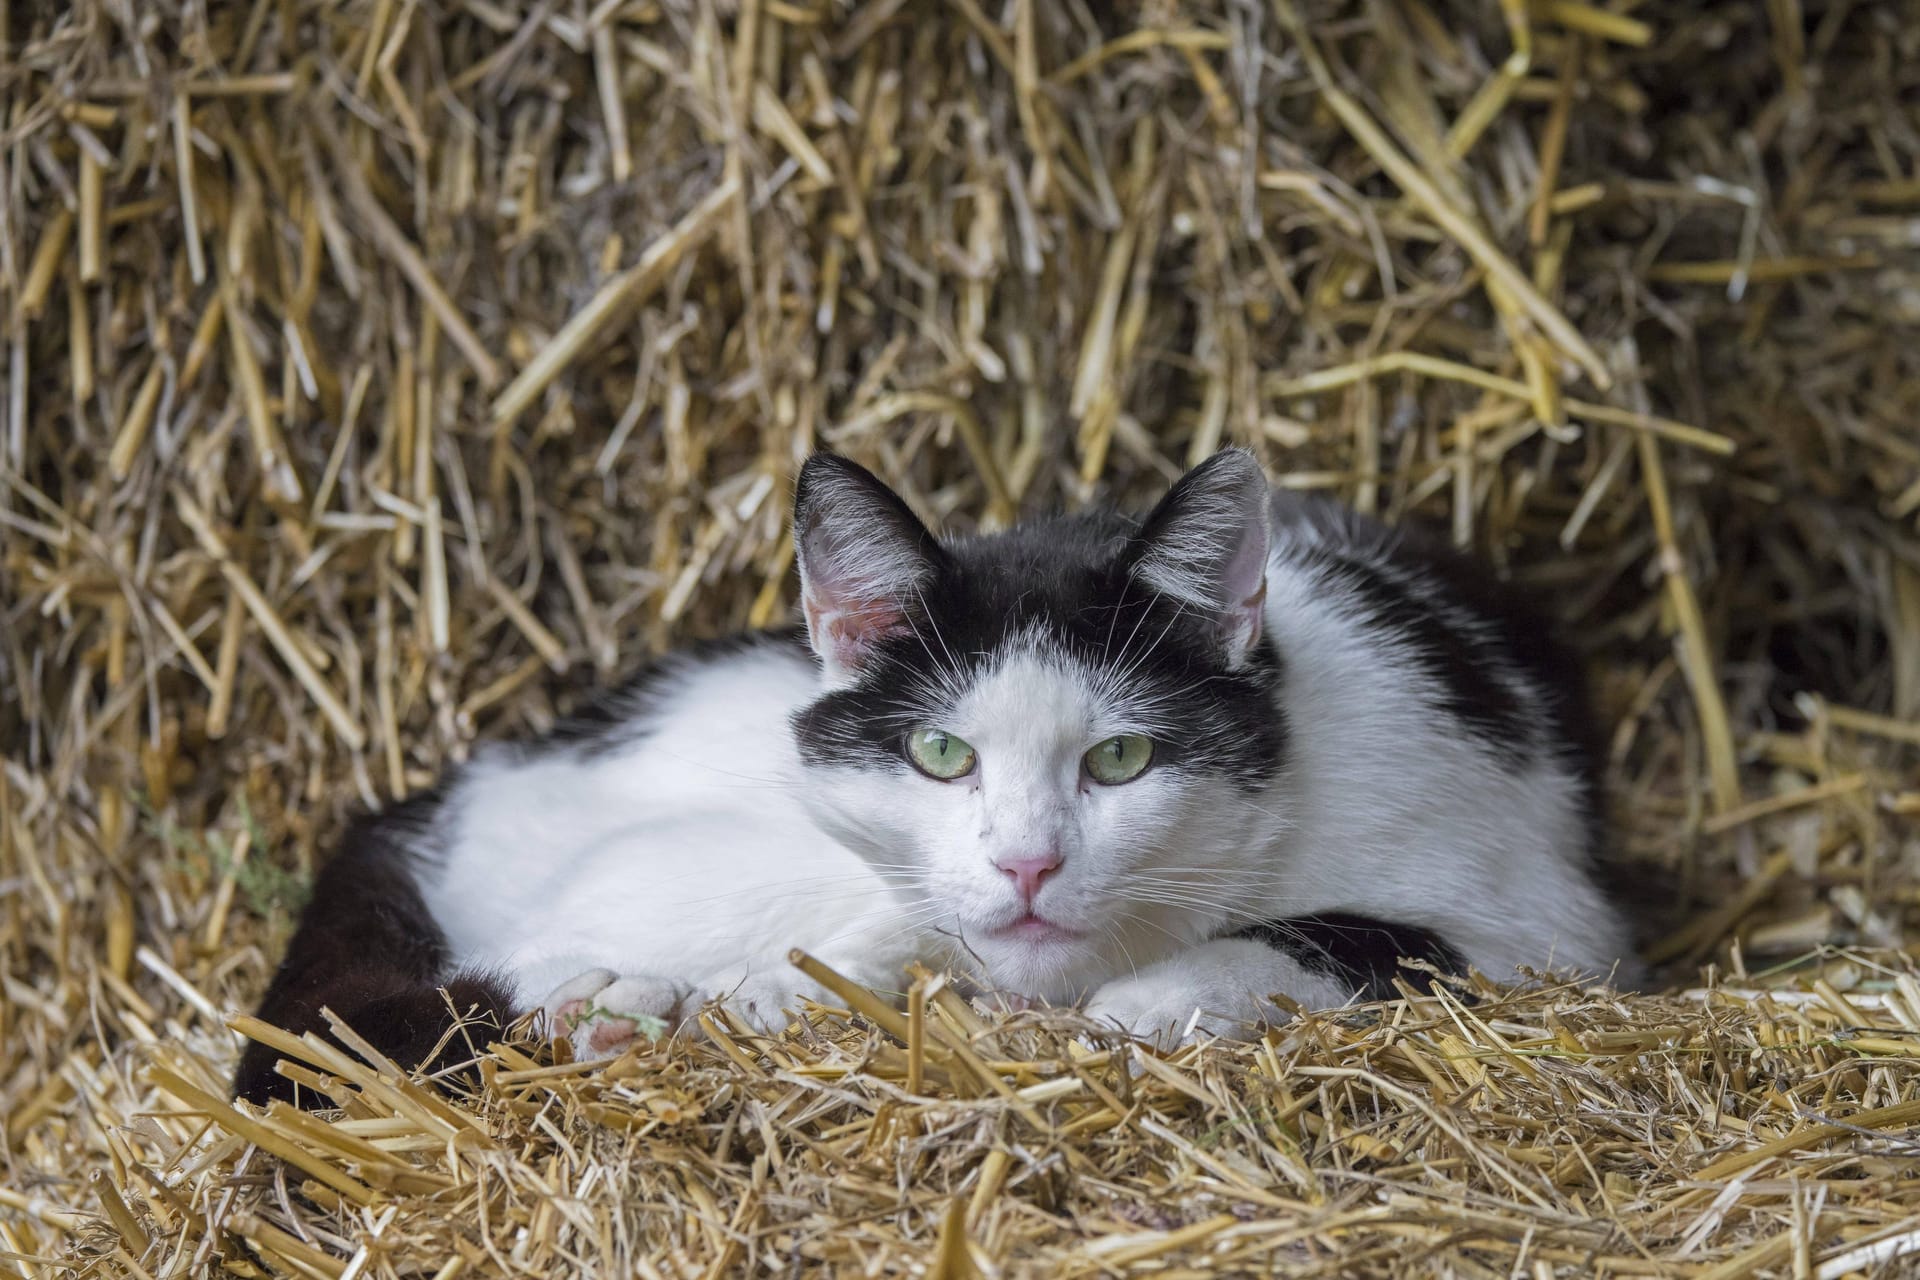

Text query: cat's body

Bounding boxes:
[234,450,1635,1106]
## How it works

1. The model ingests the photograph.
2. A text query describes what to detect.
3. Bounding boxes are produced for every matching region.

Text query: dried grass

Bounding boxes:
[3,0,1919,1275]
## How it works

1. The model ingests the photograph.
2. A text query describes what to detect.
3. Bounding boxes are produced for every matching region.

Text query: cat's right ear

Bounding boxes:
[793,454,944,683]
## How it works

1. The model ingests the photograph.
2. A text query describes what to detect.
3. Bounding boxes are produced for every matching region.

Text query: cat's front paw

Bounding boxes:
[540,969,688,1059]
[1083,973,1235,1048]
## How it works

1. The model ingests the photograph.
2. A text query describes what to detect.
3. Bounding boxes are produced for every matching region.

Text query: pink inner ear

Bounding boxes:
[1217,504,1270,663]
[804,591,912,672]
[1227,576,1266,660]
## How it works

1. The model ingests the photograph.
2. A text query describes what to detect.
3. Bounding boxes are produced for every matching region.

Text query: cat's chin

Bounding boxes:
[970,922,1106,1003]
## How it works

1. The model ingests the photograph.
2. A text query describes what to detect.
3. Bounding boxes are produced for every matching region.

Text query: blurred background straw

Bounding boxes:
[2,0,1919,1274]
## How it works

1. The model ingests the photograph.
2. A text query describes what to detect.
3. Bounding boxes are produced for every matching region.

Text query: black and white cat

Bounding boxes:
[233,448,1635,1104]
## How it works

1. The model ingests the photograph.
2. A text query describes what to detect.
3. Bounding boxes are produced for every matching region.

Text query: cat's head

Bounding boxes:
[788,449,1288,1001]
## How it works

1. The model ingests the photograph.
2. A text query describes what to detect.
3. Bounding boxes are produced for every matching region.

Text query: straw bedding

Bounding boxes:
[4,0,1919,1274]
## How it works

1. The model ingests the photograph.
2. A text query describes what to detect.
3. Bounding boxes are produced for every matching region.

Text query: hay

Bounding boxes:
[2,0,1917,1275]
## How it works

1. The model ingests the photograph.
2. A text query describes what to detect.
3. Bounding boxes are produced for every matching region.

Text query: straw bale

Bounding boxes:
[2,0,1918,1275]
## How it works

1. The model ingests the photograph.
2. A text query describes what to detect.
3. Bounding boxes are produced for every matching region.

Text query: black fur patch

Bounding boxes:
[1235,912,1465,999]
[1302,549,1529,758]
[790,509,1289,792]
[232,793,514,1108]
[1376,518,1606,792]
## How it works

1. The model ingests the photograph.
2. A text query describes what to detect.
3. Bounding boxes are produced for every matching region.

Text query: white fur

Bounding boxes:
[413,487,1630,1047]
[414,643,923,1029]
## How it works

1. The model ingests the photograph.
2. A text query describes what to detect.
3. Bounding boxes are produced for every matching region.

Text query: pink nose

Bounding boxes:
[996,852,1062,905]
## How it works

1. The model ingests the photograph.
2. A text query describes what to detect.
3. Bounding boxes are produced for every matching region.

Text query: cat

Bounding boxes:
[232,447,1636,1106]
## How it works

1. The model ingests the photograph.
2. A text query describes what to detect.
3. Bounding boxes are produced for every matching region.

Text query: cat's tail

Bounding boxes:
[231,799,515,1108]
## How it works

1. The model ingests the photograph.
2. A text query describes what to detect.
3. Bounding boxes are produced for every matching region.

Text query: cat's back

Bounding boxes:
[1251,490,1622,973]
[1263,490,1595,770]
[417,630,830,921]
[1267,491,1597,840]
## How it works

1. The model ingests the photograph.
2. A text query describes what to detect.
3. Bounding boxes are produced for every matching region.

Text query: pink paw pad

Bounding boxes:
[586,1016,640,1055]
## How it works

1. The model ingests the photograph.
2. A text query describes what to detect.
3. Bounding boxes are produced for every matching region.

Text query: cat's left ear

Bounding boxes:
[793,453,946,684]
[1126,447,1271,666]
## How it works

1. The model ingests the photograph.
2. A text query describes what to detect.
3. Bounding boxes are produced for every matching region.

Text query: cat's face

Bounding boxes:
[789,450,1289,1001]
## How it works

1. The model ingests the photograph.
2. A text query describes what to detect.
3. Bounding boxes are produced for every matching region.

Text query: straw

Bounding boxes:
[4,0,1918,1275]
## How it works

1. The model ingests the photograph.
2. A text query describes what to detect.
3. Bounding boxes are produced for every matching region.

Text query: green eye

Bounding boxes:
[906,728,977,780]
[1084,734,1154,785]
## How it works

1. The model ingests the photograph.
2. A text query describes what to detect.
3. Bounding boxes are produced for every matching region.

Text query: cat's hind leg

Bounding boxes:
[232,810,515,1107]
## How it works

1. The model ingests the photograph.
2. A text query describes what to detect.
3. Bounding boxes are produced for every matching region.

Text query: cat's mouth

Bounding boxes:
[991,913,1084,945]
